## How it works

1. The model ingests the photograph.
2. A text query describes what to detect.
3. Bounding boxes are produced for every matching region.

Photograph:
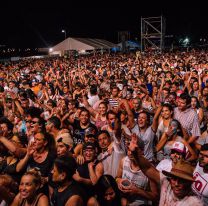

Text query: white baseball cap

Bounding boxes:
[171,141,187,155]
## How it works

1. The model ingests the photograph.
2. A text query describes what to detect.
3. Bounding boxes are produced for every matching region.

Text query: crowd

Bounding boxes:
[0,49,208,205]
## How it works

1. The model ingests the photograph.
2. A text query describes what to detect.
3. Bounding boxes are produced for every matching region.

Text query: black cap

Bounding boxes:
[83,142,96,150]
[85,127,96,136]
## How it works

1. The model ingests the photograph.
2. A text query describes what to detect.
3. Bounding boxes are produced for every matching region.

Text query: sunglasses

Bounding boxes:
[171,150,184,155]
[27,120,39,124]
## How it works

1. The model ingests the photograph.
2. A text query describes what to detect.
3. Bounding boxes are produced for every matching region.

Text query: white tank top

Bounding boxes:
[122,156,151,205]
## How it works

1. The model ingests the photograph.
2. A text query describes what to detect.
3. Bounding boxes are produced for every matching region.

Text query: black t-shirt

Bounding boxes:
[51,181,86,206]
[72,120,97,146]
[77,162,97,199]
[28,151,56,177]
[0,159,24,183]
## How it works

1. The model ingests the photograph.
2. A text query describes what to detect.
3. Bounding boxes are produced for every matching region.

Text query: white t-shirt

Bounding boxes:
[192,162,208,205]
[97,141,125,178]
[131,125,155,161]
[156,159,172,172]
[87,94,100,107]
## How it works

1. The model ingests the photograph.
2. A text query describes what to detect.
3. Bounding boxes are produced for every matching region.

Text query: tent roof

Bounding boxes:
[51,37,117,52]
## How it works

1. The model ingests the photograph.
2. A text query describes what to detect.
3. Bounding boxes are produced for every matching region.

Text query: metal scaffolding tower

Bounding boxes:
[141,16,166,52]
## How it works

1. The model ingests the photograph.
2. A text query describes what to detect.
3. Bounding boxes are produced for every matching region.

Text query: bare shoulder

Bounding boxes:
[10,193,21,206]
[37,194,49,206]
[65,195,83,206]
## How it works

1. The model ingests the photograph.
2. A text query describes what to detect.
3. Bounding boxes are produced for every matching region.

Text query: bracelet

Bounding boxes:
[115,177,120,183]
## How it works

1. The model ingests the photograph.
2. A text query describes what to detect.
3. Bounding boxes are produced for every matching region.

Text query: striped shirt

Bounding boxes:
[174,107,201,137]
[108,98,119,108]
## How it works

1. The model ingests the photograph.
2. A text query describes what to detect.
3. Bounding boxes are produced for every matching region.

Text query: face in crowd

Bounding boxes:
[57,141,70,157]
[169,176,192,199]
[19,174,40,200]
[79,110,90,125]
[137,112,148,129]
[111,88,119,98]
[191,97,199,109]
[107,113,116,129]
[29,118,42,134]
[177,98,187,111]
[132,99,140,111]
[104,187,116,203]
[83,147,96,162]
[199,150,208,169]
[170,150,184,164]
[98,103,107,116]
[161,106,172,120]
[33,133,47,151]
[98,132,111,151]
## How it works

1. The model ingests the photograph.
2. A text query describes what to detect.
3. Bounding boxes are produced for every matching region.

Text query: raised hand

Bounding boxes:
[76,155,85,165]
[73,170,81,182]
[128,133,138,152]
[9,91,18,100]
[88,161,95,170]
[27,142,35,156]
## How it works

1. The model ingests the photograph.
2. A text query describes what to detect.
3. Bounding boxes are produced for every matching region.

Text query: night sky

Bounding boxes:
[0,1,207,48]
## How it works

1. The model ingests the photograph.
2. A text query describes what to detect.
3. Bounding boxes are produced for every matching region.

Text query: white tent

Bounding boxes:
[49,37,117,56]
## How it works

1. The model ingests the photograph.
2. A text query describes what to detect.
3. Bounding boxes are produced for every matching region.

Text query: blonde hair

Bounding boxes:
[23,168,42,187]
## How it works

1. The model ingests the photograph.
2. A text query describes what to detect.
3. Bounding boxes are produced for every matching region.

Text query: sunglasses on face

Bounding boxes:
[171,150,183,155]
[27,120,39,124]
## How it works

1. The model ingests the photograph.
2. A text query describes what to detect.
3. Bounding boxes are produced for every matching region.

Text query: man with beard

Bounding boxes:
[192,144,208,205]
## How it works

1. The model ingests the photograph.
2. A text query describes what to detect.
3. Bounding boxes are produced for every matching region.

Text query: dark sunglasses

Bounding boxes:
[27,120,39,124]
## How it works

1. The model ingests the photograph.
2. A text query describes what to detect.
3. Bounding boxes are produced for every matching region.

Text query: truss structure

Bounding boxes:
[141,16,166,51]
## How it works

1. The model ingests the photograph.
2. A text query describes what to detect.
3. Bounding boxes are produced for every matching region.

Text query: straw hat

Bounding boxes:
[162,160,194,181]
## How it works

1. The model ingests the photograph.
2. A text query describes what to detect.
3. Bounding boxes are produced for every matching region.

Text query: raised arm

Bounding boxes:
[0,136,26,158]
[181,139,197,161]
[9,92,24,116]
[119,99,135,129]
[88,162,104,185]
[155,132,169,152]
[183,72,192,92]
[16,143,34,172]
[129,135,160,185]
[82,95,97,118]
[151,106,162,132]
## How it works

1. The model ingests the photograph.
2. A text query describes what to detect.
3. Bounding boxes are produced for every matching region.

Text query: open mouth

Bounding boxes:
[20,191,29,197]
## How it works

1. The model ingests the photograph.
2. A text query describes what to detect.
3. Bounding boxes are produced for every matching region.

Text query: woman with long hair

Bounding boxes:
[191,96,204,129]
[95,175,122,206]
[156,103,174,142]
[82,96,108,131]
